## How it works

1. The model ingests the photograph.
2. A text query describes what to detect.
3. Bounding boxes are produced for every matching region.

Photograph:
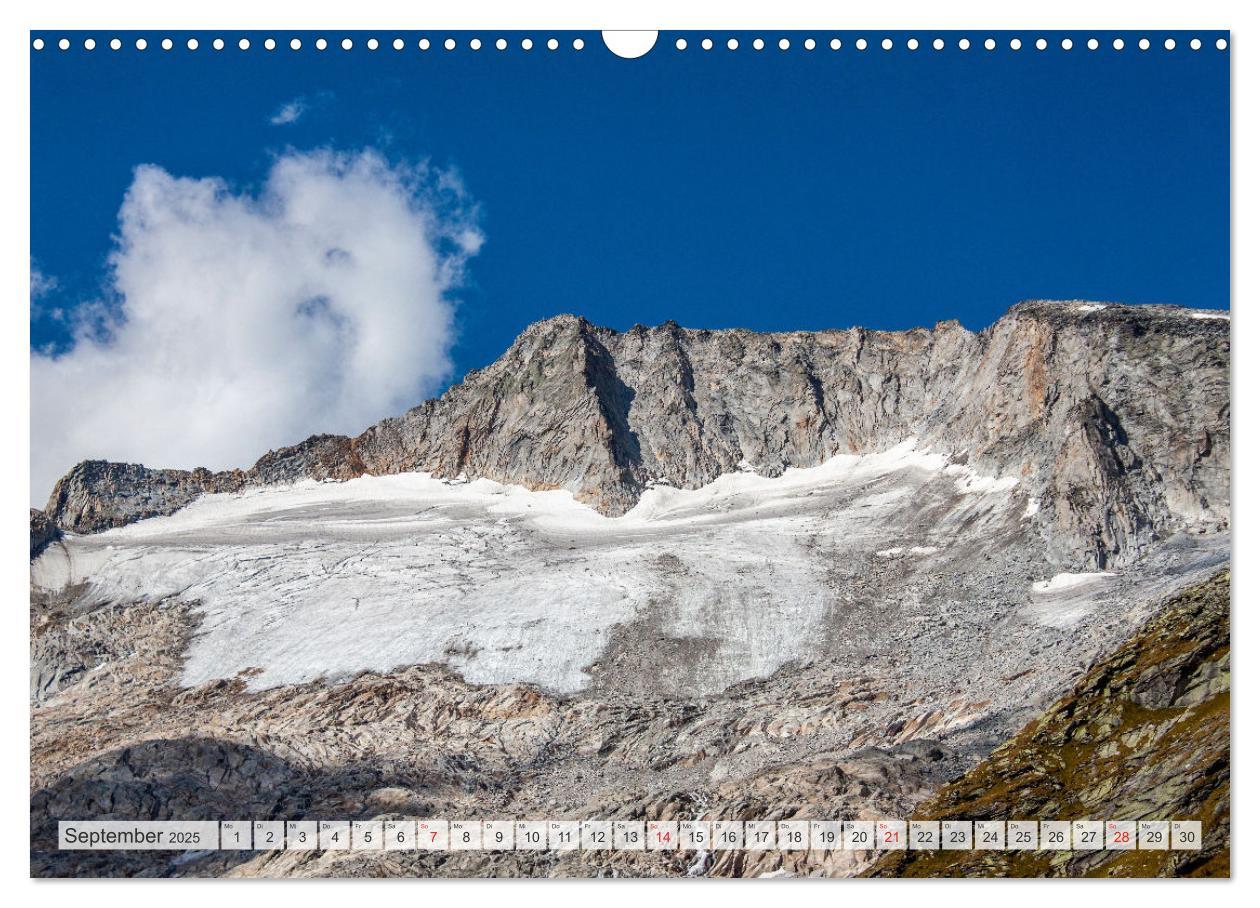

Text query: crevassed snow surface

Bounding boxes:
[34,441,1026,694]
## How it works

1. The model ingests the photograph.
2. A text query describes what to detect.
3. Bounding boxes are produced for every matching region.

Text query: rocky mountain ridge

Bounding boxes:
[42,300,1229,569]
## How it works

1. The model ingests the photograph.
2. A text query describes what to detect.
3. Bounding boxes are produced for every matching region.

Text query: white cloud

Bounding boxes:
[30,263,58,299]
[31,149,482,505]
[30,262,62,327]
[270,98,308,125]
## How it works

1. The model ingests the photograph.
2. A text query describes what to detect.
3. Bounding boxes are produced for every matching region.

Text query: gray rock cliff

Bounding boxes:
[29,509,61,560]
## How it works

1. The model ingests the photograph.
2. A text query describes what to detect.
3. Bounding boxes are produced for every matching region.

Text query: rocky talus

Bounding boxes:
[29,594,984,878]
[44,301,1229,569]
[30,570,1230,878]
[866,571,1230,878]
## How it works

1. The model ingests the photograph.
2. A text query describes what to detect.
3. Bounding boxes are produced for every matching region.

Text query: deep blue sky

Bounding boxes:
[32,30,1229,386]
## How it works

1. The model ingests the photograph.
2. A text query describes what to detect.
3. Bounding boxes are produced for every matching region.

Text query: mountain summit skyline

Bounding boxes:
[45,299,1228,573]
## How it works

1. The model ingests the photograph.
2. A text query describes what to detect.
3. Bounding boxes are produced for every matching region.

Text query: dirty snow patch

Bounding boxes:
[944,464,1019,496]
[1032,572,1116,594]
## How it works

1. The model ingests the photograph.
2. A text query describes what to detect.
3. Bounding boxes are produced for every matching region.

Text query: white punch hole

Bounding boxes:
[602,31,658,59]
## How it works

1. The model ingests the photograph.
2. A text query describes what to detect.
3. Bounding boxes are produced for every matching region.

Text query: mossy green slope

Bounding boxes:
[867,571,1229,878]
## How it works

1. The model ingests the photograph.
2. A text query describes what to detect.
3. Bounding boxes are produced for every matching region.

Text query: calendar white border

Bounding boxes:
[4,0,1249,905]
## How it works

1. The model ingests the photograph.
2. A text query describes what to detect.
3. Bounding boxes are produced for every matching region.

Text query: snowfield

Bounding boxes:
[32,440,1229,697]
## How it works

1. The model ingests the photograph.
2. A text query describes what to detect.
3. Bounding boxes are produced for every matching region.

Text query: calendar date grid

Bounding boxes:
[58,818,1203,852]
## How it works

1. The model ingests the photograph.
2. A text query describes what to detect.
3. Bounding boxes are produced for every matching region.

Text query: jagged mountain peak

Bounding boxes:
[514,311,599,337]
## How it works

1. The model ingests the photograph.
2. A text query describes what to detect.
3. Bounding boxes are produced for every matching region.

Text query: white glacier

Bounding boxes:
[33,441,1029,695]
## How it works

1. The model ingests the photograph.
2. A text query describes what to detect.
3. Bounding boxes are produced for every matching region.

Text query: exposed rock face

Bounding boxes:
[29,509,61,559]
[45,462,246,535]
[866,571,1230,878]
[44,301,1228,569]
